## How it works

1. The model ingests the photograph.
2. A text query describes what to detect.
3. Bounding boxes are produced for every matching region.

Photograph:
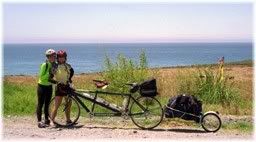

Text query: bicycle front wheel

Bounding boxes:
[201,112,222,132]
[130,96,163,129]
[49,96,80,127]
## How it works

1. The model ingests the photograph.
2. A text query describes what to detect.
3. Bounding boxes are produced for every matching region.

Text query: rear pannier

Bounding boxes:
[139,78,157,97]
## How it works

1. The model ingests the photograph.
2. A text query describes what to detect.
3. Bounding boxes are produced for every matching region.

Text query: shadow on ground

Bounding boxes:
[81,125,207,133]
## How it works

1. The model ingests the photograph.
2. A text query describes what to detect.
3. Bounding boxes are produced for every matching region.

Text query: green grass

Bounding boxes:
[4,81,37,116]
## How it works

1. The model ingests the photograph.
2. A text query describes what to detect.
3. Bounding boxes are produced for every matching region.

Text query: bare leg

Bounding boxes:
[51,96,63,122]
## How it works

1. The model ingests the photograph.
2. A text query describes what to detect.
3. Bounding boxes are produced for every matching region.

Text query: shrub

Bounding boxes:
[176,66,242,107]
[102,50,150,93]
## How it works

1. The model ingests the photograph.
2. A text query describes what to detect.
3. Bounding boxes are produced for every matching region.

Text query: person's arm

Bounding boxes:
[69,67,74,83]
[48,64,57,84]
[48,73,57,84]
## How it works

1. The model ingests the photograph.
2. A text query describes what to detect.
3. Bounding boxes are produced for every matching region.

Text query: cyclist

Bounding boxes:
[50,50,74,126]
[37,49,56,128]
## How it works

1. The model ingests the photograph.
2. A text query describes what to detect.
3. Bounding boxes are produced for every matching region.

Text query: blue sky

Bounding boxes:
[3,3,253,43]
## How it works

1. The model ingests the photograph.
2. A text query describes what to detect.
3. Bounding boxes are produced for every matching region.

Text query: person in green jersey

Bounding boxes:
[37,49,56,128]
[50,50,74,126]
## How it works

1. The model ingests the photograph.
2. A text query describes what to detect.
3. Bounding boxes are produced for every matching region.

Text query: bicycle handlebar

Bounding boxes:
[124,83,138,87]
[125,83,134,86]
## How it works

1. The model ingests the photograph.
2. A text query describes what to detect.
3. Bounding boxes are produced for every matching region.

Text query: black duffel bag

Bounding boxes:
[165,94,202,123]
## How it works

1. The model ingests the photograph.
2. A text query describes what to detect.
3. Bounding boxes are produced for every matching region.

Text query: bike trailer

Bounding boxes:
[139,78,158,97]
[164,94,222,132]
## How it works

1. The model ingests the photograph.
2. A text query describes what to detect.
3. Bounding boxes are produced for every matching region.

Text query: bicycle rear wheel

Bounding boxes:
[201,112,221,132]
[49,96,80,127]
[130,96,163,129]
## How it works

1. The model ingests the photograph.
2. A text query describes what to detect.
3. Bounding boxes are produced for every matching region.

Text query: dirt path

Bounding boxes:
[2,115,253,140]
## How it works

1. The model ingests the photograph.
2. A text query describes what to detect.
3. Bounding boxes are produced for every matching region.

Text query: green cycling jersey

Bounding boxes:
[38,61,52,86]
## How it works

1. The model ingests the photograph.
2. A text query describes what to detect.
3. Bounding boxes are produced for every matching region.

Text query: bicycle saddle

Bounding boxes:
[93,79,109,89]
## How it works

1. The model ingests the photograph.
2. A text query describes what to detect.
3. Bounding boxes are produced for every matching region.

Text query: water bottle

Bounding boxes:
[96,97,109,106]
[82,93,94,99]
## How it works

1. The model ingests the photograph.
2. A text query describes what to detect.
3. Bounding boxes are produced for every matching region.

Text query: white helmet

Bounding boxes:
[45,49,56,56]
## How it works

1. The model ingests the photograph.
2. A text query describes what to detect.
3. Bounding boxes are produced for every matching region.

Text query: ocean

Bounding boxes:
[3,42,252,75]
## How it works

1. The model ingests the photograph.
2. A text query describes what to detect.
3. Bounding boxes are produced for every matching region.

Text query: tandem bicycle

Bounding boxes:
[49,78,164,130]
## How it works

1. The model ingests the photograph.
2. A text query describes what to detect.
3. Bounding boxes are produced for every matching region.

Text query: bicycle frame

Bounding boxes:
[70,89,147,117]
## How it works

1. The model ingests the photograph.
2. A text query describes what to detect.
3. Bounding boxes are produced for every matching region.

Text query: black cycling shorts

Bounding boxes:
[55,84,69,96]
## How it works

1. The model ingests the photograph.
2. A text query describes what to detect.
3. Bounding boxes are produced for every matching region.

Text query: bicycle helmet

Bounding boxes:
[57,50,67,58]
[45,49,56,56]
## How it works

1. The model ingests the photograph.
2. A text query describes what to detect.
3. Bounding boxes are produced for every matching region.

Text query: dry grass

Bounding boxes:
[4,65,252,99]
[4,65,253,115]
[153,66,252,97]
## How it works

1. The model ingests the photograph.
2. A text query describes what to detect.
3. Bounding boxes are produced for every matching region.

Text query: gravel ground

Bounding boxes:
[2,115,254,140]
